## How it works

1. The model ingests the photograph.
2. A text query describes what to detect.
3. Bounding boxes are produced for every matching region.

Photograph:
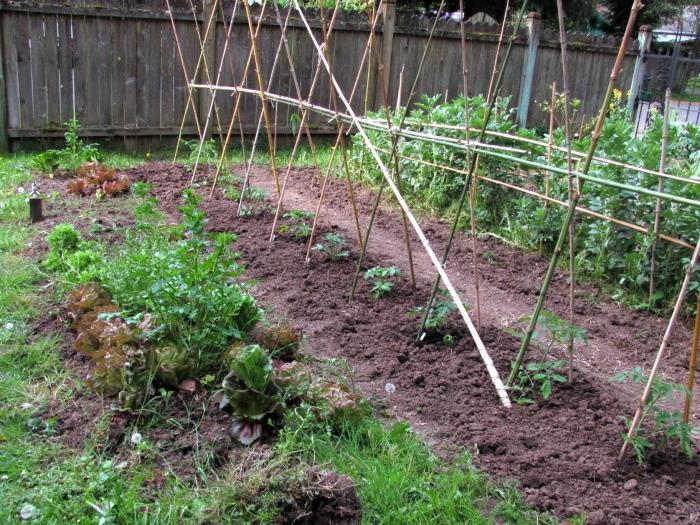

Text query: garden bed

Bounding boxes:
[101,161,699,524]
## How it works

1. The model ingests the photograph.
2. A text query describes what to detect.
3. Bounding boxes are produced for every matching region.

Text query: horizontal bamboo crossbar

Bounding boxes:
[190,82,700,209]
[374,146,694,250]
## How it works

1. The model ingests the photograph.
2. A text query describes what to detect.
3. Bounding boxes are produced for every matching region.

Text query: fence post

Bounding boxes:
[627,24,652,117]
[374,0,395,110]
[0,5,8,153]
[516,12,541,128]
[198,0,217,139]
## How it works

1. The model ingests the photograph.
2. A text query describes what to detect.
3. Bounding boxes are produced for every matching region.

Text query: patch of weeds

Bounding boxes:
[182,138,220,172]
[364,266,402,299]
[312,232,350,261]
[410,288,469,344]
[33,119,101,174]
[612,367,700,464]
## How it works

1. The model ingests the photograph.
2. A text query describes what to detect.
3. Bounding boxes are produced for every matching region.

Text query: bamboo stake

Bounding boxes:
[485,0,510,106]
[191,0,239,178]
[619,237,700,461]
[166,0,203,161]
[208,1,268,194]
[683,293,700,423]
[649,88,672,305]
[539,82,556,257]
[186,0,228,163]
[231,3,311,208]
[292,0,511,407]
[458,0,480,330]
[508,0,645,386]
[243,0,281,200]
[554,0,577,382]
[303,1,385,256]
[418,0,528,339]
[268,7,341,242]
[349,0,446,301]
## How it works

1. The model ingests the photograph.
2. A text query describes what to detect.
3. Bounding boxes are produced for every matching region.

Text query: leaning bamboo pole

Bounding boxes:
[508,0,645,386]
[243,0,281,200]
[305,1,387,260]
[291,0,511,407]
[191,0,239,177]
[619,236,700,461]
[268,7,342,242]
[418,0,528,338]
[229,2,294,205]
[649,88,672,305]
[166,0,203,161]
[458,0,480,330]
[683,294,700,423]
[208,0,269,195]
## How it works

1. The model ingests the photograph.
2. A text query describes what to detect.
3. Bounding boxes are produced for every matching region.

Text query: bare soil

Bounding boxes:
[29,161,700,524]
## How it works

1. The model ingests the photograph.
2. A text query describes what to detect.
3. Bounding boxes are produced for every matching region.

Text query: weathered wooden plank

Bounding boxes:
[14,12,33,129]
[135,18,150,127]
[28,14,48,127]
[3,12,22,129]
[42,13,61,126]
[160,22,175,128]
[97,15,112,126]
[55,13,73,122]
[110,17,126,127]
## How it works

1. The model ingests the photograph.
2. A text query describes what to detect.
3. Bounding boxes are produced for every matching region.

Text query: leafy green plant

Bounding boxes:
[44,224,103,284]
[612,367,699,464]
[182,138,220,172]
[312,232,350,261]
[509,310,588,357]
[364,266,402,299]
[278,209,314,240]
[511,359,568,405]
[33,119,100,174]
[100,188,261,374]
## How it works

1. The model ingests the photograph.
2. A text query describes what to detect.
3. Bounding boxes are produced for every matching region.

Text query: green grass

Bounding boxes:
[0,151,557,524]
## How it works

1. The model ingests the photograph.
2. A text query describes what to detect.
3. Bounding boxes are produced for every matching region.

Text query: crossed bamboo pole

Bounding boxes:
[418,0,528,339]
[507,0,645,386]
[289,0,511,407]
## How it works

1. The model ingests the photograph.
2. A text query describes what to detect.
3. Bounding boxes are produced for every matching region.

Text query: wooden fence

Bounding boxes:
[0,0,640,151]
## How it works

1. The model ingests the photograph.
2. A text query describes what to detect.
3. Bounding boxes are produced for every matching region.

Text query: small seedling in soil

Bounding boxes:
[507,310,587,404]
[409,288,469,344]
[33,119,101,174]
[611,367,699,464]
[364,266,402,299]
[182,138,220,172]
[312,232,350,261]
[511,359,567,405]
[279,209,314,240]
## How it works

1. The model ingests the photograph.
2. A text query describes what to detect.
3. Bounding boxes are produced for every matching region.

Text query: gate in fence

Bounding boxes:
[632,30,700,136]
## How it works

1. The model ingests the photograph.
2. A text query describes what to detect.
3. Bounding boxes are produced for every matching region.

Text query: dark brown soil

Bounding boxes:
[122,161,700,524]
[28,161,700,524]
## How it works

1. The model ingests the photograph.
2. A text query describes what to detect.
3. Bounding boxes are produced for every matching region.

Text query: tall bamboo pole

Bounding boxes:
[418,0,528,338]
[554,0,577,382]
[683,294,700,423]
[349,0,446,301]
[539,82,556,257]
[166,0,203,161]
[243,0,281,199]
[649,88,672,305]
[458,0,480,330]
[268,7,341,242]
[508,0,645,386]
[291,0,511,407]
[619,237,700,461]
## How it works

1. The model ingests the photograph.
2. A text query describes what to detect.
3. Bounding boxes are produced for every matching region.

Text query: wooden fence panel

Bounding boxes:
[0,0,641,149]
